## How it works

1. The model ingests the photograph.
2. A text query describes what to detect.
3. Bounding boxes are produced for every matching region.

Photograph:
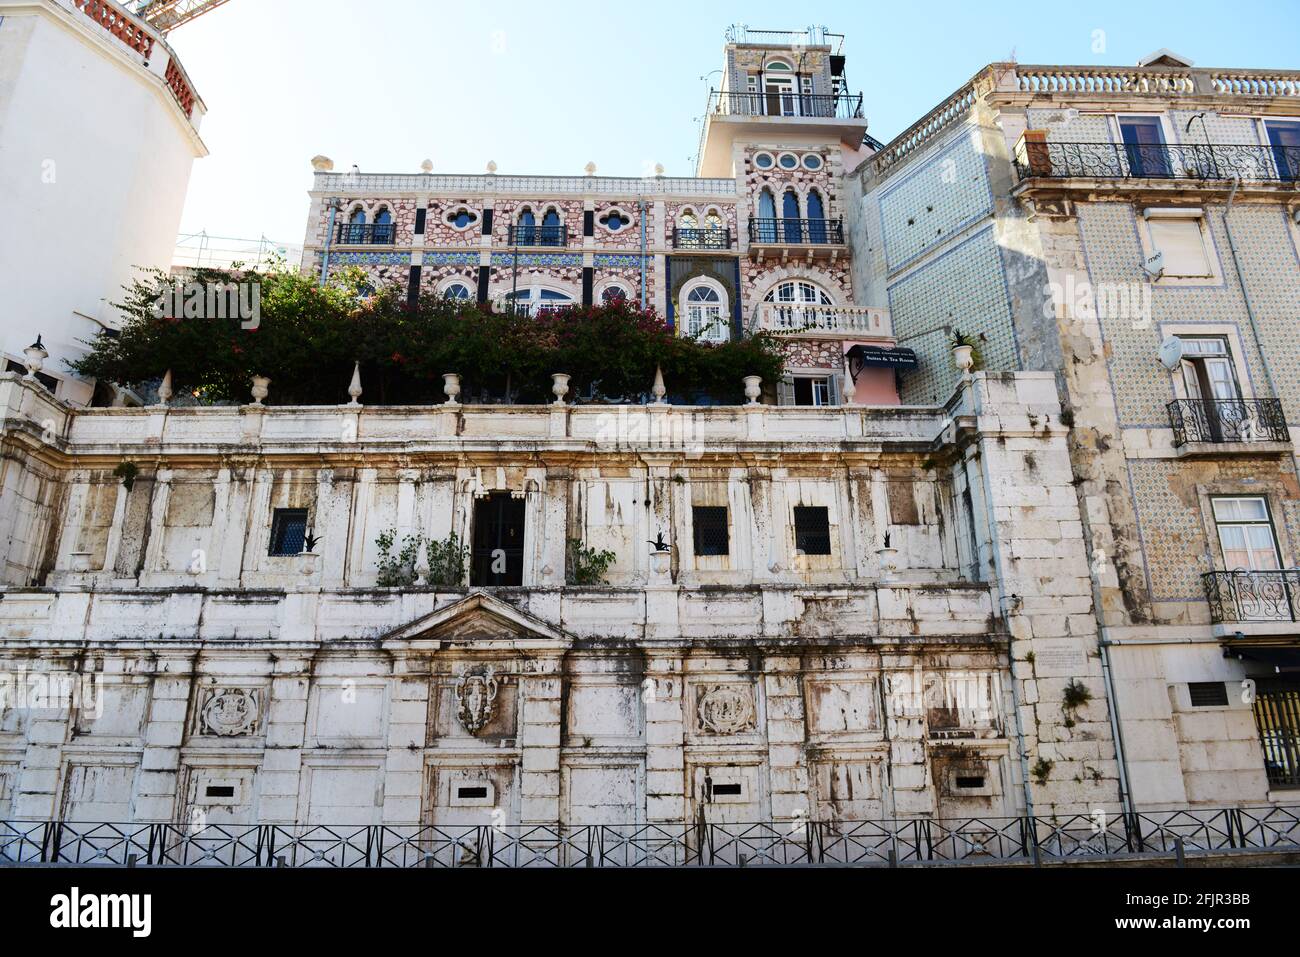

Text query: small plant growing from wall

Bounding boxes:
[375,528,423,587]
[1031,757,1054,786]
[567,539,617,586]
[1061,678,1092,729]
[112,461,138,491]
[425,533,469,587]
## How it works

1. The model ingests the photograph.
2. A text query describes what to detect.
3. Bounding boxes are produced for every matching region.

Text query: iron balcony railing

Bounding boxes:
[1016,141,1300,182]
[1203,569,1300,623]
[3,806,1297,867]
[507,224,569,247]
[748,218,844,245]
[707,90,865,120]
[672,227,733,250]
[335,222,396,245]
[1168,398,1289,446]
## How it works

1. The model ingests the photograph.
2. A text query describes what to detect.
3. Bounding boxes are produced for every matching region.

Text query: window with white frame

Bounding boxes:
[441,281,473,300]
[763,280,834,330]
[1212,497,1281,572]
[1144,209,1214,278]
[681,279,729,342]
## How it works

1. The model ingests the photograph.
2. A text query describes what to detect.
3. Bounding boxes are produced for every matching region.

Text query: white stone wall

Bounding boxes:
[0,372,1131,825]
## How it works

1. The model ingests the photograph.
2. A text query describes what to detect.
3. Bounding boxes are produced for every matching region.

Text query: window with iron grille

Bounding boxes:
[793,506,831,556]
[693,506,729,556]
[268,508,308,556]
[1254,680,1300,789]
[1188,682,1229,707]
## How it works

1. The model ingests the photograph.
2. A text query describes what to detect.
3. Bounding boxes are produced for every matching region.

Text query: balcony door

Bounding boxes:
[471,493,525,586]
[763,63,797,116]
[1119,116,1171,178]
[1179,337,1242,442]
[1265,120,1300,181]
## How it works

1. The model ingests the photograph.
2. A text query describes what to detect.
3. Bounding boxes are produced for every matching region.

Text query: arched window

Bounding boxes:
[806,190,827,244]
[540,208,563,246]
[372,207,394,243]
[679,208,698,230]
[681,279,729,342]
[704,210,724,231]
[505,285,574,316]
[343,207,366,244]
[442,281,472,300]
[763,280,835,330]
[448,207,478,230]
[757,189,777,243]
[782,189,801,243]
[601,283,630,304]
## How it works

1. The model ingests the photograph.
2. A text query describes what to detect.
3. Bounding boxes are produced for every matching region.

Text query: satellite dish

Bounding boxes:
[1159,337,1185,371]
[1143,250,1165,279]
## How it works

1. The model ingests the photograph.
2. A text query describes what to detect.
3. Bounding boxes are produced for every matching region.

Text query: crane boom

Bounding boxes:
[134,0,231,33]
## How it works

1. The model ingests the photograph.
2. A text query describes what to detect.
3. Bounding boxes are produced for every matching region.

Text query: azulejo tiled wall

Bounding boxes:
[1076,203,1298,428]
[878,131,993,271]
[888,226,1017,405]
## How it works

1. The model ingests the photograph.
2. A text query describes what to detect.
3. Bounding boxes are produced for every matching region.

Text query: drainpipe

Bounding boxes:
[639,198,648,309]
[319,199,341,286]
[1099,639,1135,818]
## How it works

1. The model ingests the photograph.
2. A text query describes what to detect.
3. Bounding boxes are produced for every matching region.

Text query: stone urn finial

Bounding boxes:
[486,160,498,174]
[585,161,597,176]
[551,373,570,406]
[157,369,174,406]
[443,372,462,406]
[250,375,271,406]
[347,361,363,405]
[743,375,762,405]
[651,366,667,405]
[420,159,433,173]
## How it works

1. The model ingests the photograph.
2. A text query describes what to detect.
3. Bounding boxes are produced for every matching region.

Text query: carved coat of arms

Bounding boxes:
[455,668,499,735]
[697,685,755,735]
[200,689,260,737]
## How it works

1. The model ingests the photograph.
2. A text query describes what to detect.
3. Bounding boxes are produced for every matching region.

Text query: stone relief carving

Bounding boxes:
[455,667,500,735]
[199,688,261,737]
[697,685,756,735]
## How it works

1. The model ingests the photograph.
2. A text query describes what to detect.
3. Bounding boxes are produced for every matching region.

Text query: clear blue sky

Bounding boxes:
[171,0,1300,243]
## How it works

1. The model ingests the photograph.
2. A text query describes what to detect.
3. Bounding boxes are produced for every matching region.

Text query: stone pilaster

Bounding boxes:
[644,655,685,823]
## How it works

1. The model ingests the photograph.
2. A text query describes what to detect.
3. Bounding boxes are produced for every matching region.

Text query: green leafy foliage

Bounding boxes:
[375,528,422,588]
[425,533,469,587]
[72,267,785,406]
[567,539,617,586]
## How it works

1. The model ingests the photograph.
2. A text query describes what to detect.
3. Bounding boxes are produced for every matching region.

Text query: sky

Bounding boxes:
[170,0,1300,244]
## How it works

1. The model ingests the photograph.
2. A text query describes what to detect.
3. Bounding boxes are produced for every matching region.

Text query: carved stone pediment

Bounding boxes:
[380,590,570,652]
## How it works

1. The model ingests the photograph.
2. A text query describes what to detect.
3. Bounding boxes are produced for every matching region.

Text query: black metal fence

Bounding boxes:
[673,227,733,250]
[708,91,864,120]
[507,225,569,247]
[748,218,844,245]
[335,223,396,245]
[1016,141,1300,182]
[1168,398,1289,446]
[1203,570,1300,623]
[3,806,1297,867]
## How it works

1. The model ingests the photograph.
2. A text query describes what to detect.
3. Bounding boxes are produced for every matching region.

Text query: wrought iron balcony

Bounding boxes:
[672,227,733,250]
[1016,141,1300,183]
[1168,398,1289,447]
[1203,569,1300,624]
[507,225,569,247]
[335,223,396,245]
[708,90,865,120]
[748,218,844,245]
